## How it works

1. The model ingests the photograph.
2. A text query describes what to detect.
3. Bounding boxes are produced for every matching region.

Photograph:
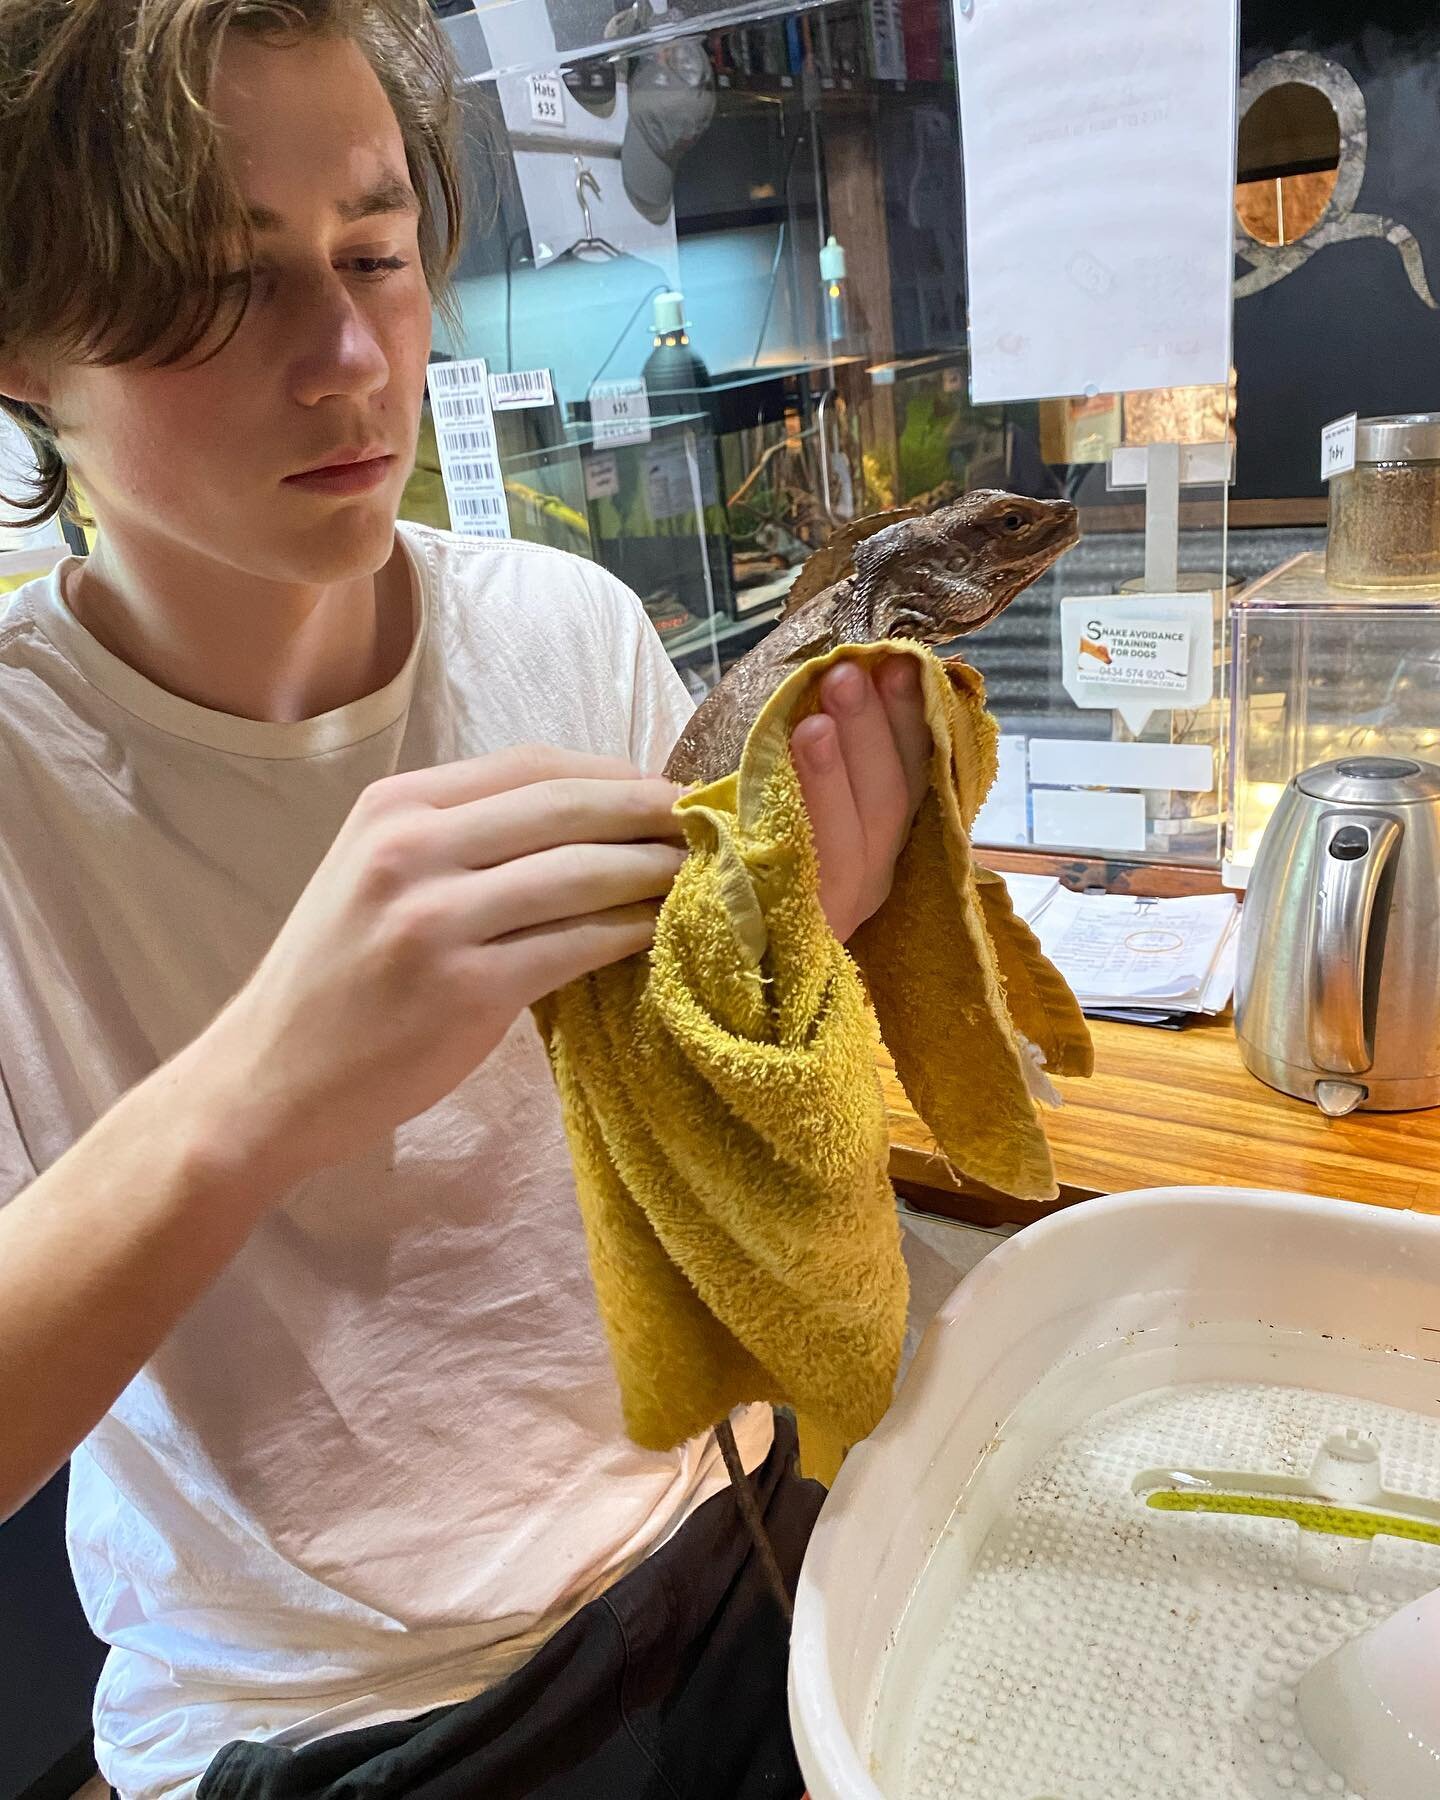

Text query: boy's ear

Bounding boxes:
[0,359,51,413]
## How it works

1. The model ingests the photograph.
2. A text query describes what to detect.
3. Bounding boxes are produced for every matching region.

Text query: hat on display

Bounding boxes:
[620,34,716,224]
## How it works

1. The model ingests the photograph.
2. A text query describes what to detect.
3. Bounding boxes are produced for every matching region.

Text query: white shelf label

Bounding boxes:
[590,378,652,448]
[489,367,554,411]
[427,358,510,541]
[1321,412,1358,481]
[527,73,565,128]
[585,453,620,501]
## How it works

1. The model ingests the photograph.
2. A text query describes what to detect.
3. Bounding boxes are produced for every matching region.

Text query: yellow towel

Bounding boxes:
[532,641,1091,1457]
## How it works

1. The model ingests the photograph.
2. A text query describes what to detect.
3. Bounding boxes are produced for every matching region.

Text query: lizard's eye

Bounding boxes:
[1001,511,1025,533]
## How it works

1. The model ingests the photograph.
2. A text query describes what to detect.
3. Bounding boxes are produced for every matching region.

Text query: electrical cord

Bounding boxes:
[588,281,668,391]
[751,116,811,367]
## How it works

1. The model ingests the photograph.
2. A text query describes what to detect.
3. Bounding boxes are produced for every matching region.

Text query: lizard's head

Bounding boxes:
[850,489,1079,642]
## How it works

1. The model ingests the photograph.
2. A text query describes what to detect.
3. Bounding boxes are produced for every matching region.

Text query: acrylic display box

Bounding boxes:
[1226,551,1440,885]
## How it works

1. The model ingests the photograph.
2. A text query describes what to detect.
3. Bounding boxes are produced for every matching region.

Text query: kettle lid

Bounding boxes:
[1296,754,1440,805]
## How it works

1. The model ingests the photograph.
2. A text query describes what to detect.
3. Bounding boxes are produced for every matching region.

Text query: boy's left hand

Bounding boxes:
[791,657,933,943]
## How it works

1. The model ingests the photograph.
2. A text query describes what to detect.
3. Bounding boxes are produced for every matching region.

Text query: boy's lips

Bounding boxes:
[283,453,395,497]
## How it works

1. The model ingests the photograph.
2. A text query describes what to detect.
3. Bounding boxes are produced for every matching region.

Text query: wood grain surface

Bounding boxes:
[978,848,1227,898]
[884,1016,1440,1221]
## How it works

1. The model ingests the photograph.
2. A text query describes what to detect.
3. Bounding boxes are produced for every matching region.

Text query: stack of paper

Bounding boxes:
[1028,890,1241,1029]
[998,871,1061,926]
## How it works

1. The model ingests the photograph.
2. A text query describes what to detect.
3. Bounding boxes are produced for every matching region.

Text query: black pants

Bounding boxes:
[198,1417,822,1799]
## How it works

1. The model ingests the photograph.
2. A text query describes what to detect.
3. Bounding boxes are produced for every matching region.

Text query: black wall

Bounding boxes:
[1234,14,1440,500]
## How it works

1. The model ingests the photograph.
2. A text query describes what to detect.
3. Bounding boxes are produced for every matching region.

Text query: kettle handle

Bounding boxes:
[1308,812,1402,1076]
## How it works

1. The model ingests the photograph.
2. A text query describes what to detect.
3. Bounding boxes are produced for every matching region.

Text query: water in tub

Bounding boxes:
[869,1322,1440,1800]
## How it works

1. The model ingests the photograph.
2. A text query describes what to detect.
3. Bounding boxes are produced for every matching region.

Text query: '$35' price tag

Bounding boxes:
[528,74,564,127]
[589,378,652,448]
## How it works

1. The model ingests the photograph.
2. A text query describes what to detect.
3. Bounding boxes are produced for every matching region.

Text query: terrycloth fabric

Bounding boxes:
[533,641,1091,1455]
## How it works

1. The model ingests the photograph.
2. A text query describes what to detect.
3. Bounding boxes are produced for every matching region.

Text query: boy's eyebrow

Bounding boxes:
[248,176,421,233]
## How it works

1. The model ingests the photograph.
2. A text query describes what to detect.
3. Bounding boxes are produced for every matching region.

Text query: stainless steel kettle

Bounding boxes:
[1235,755,1440,1116]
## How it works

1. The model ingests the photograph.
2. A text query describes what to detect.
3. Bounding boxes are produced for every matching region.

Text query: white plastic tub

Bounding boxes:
[789,1186,1440,1799]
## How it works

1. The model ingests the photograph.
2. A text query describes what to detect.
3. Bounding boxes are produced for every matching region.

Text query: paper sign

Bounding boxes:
[585,453,620,501]
[490,368,554,411]
[427,358,511,541]
[644,441,696,522]
[1060,592,1214,734]
[1321,412,1358,482]
[1076,617,1190,693]
[590,378,652,448]
[527,73,565,127]
[955,0,1239,403]
[972,734,1029,845]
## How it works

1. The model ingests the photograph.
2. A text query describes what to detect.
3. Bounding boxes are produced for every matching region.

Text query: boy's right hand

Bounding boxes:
[190,746,684,1194]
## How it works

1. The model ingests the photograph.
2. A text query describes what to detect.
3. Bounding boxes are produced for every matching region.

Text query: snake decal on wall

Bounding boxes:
[1235,50,1437,310]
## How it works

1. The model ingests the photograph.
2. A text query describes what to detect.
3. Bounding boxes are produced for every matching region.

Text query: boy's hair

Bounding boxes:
[0,0,464,526]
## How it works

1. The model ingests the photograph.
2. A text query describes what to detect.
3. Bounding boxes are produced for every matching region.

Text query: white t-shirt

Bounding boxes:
[0,523,771,1800]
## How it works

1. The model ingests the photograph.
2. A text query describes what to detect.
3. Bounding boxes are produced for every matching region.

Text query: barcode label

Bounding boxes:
[451,493,507,520]
[446,457,500,487]
[489,368,555,411]
[432,392,496,424]
[438,427,496,457]
[427,358,510,541]
[427,359,486,392]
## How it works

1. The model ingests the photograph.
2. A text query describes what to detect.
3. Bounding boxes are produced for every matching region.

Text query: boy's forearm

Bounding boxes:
[0,1039,287,1522]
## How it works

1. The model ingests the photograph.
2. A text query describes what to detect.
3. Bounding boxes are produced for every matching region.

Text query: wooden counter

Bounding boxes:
[884,1016,1440,1225]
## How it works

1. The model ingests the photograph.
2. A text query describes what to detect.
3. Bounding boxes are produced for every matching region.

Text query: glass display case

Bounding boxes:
[411,0,1240,870]
[1226,551,1440,885]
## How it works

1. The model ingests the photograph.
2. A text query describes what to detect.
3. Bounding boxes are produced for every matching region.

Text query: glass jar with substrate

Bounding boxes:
[1327,414,1440,590]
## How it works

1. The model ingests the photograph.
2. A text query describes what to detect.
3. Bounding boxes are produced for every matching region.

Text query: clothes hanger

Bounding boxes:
[552,156,624,262]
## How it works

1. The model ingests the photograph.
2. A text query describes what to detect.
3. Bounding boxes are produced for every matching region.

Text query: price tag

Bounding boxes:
[1321,412,1358,482]
[489,367,554,411]
[426,358,511,541]
[585,453,620,501]
[589,378,652,448]
[528,73,565,128]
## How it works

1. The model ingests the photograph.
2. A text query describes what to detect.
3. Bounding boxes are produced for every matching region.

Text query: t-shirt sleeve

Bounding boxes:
[621,595,698,778]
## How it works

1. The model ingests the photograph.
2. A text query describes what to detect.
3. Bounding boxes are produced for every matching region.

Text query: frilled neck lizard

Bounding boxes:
[663,489,1080,1620]
[666,489,1080,785]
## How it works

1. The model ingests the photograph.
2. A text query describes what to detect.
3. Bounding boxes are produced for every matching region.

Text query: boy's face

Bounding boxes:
[45,31,434,587]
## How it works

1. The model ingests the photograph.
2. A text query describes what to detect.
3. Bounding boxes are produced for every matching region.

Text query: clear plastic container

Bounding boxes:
[1226,549,1440,883]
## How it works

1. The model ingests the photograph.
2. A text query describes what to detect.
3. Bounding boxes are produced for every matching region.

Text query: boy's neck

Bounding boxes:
[64,531,416,725]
